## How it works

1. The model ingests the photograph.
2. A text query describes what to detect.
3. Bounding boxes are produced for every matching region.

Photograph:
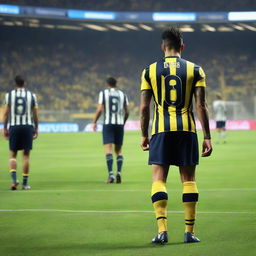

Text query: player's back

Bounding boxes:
[5,88,37,126]
[99,88,128,125]
[141,56,206,135]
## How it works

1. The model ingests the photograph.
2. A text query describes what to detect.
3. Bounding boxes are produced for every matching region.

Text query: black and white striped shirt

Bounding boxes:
[98,88,129,125]
[5,89,38,126]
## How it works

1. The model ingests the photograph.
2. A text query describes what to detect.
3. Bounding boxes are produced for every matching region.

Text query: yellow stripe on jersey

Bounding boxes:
[149,62,158,102]
[141,69,151,90]
[168,57,177,131]
[152,103,157,135]
[158,75,165,132]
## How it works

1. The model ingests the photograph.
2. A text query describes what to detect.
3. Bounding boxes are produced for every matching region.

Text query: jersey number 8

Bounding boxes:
[164,75,183,107]
[109,96,119,113]
[15,97,27,115]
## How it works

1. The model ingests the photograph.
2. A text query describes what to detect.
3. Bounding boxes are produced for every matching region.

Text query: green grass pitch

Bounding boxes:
[0,130,255,256]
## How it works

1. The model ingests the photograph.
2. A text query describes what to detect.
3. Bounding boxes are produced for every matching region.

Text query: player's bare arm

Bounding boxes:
[140,89,152,151]
[32,107,39,139]
[194,87,213,157]
[92,104,104,131]
[124,105,129,124]
[2,105,10,139]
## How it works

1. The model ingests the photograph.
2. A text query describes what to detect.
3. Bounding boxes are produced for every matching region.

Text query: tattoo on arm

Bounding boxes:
[140,90,152,137]
[195,87,211,139]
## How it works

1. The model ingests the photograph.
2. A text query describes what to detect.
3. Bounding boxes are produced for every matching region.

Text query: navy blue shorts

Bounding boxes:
[9,125,34,151]
[102,124,124,145]
[149,131,199,166]
[216,121,226,129]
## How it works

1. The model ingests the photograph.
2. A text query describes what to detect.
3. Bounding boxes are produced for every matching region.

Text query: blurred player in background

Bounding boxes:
[2,75,39,190]
[213,94,227,143]
[93,77,129,183]
[140,27,212,244]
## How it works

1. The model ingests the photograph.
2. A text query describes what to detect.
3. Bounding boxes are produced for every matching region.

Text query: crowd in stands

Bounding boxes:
[0,0,253,12]
[0,27,255,119]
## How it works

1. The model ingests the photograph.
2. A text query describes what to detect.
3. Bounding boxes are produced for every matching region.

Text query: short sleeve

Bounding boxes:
[195,67,206,87]
[32,93,38,108]
[4,93,9,106]
[98,91,103,104]
[141,68,152,91]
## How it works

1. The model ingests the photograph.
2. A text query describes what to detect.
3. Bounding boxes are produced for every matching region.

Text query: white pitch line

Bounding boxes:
[0,188,255,193]
[0,209,255,215]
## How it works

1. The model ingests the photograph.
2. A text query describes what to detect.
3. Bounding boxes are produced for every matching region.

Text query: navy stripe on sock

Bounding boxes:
[151,192,168,203]
[157,216,167,220]
[182,193,199,202]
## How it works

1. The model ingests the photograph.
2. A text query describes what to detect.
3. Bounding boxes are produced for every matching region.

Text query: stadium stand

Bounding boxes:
[0,4,255,121]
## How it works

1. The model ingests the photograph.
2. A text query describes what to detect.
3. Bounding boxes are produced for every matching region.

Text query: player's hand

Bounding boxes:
[202,139,212,157]
[92,123,97,132]
[3,128,9,139]
[33,129,38,140]
[141,136,150,151]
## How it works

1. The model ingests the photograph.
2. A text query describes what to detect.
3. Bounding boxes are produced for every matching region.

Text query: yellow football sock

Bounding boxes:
[183,181,199,233]
[151,181,168,233]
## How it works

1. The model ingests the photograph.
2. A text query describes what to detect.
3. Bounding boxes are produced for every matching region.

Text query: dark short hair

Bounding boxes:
[106,77,117,87]
[162,27,183,52]
[14,75,25,87]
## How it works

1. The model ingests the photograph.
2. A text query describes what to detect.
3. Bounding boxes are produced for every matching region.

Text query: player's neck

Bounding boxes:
[164,50,181,58]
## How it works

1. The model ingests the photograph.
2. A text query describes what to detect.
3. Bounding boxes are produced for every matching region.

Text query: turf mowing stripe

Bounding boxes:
[0,209,255,214]
[0,188,255,193]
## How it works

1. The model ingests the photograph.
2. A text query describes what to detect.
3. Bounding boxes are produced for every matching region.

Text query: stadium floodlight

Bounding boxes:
[139,24,153,31]
[82,24,108,31]
[3,21,15,26]
[27,19,39,23]
[57,25,83,30]
[29,23,40,28]
[153,12,196,21]
[0,4,19,15]
[14,21,23,26]
[217,26,234,32]
[231,24,245,31]
[179,25,194,32]
[239,23,256,31]
[107,24,128,31]
[123,24,139,30]
[202,24,216,32]
[228,12,256,21]
[42,24,55,29]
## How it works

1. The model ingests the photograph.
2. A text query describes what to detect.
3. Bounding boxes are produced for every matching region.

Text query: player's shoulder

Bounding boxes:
[143,59,160,72]
[180,57,202,69]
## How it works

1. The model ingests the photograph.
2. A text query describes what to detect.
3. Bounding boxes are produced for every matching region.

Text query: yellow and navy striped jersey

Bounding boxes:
[141,56,206,135]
